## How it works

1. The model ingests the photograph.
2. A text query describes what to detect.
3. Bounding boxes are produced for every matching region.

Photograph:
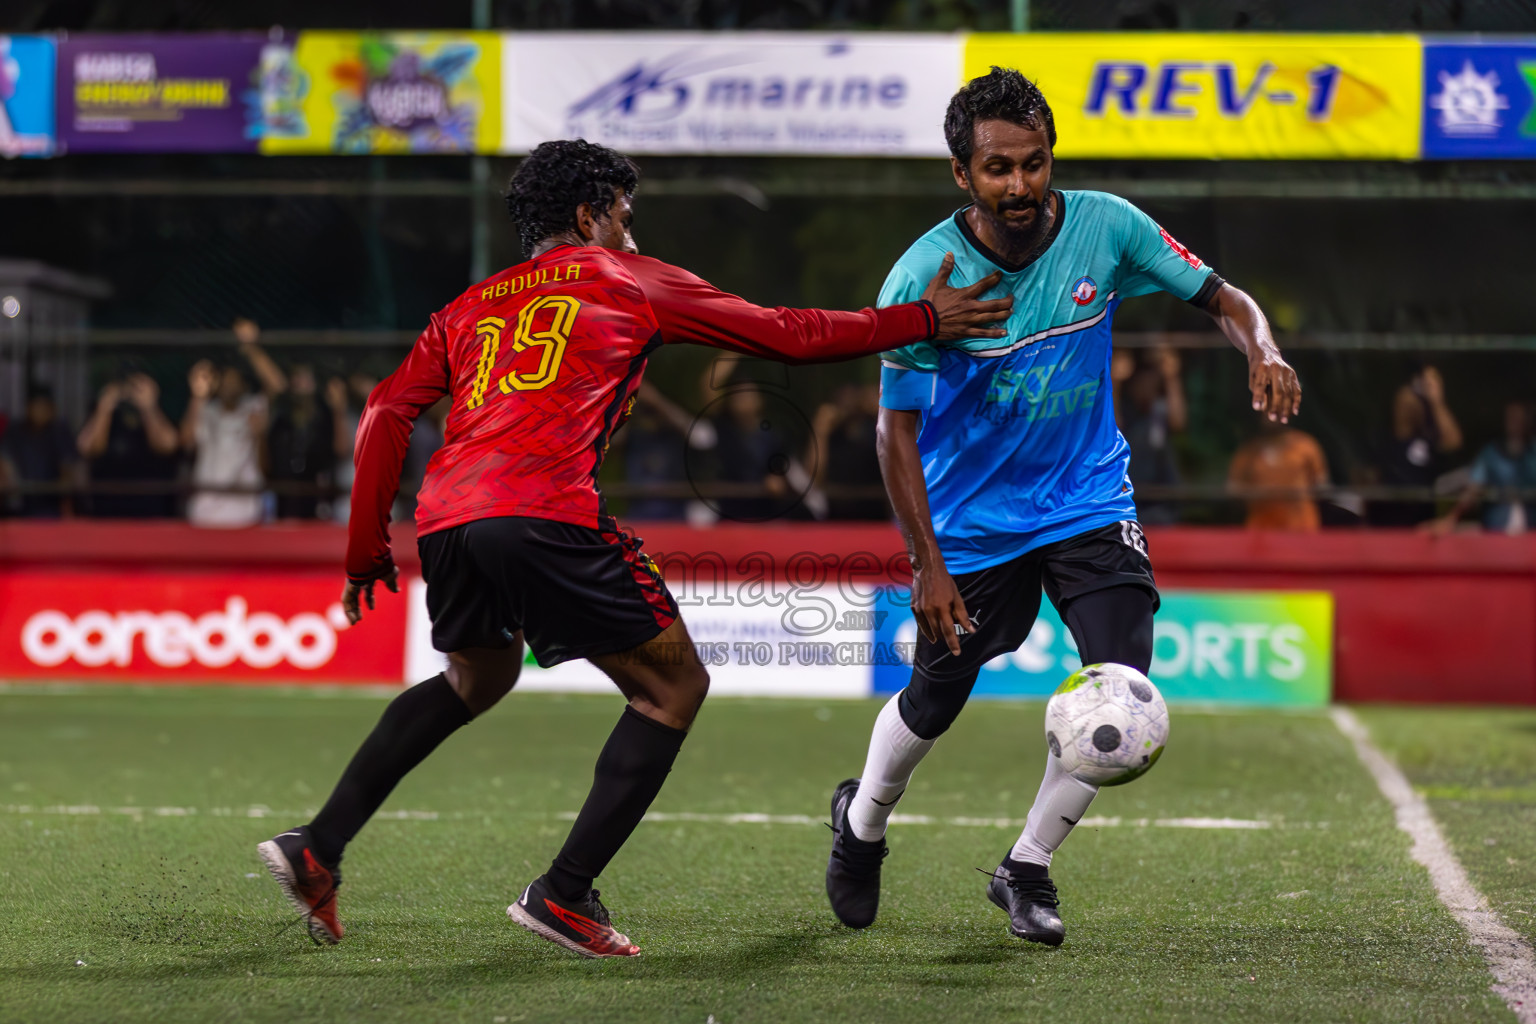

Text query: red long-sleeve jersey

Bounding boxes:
[345,243,938,582]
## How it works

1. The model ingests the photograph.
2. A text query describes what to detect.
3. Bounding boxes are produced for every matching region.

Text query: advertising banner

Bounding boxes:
[259,31,501,154]
[501,32,960,156]
[404,577,876,697]
[0,571,407,683]
[56,34,266,153]
[1422,39,1536,159]
[873,590,1333,706]
[0,35,56,158]
[964,33,1420,159]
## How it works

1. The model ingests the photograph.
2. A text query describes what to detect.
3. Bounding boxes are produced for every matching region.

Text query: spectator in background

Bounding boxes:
[267,363,336,519]
[76,372,179,517]
[807,381,887,521]
[1374,363,1463,526]
[712,387,793,523]
[1113,346,1187,525]
[1430,400,1536,536]
[0,384,78,517]
[328,370,379,525]
[393,397,448,522]
[623,381,715,521]
[181,322,282,528]
[1227,413,1329,532]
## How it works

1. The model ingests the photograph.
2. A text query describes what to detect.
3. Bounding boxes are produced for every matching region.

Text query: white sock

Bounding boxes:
[846,693,935,842]
[1008,753,1099,867]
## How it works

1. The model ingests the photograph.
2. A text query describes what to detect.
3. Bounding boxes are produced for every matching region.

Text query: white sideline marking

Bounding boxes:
[0,803,1282,831]
[1332,707,1536,1024]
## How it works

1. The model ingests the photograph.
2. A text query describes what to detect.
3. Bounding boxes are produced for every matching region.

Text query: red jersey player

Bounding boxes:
[257,140,1011,957]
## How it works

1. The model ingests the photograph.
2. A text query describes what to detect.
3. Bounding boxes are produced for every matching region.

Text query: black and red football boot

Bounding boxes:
[508,875,640,958]
[256,826,344,945]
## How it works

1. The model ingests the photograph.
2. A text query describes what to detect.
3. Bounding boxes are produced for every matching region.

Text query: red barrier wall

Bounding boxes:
[3,521,1533,704]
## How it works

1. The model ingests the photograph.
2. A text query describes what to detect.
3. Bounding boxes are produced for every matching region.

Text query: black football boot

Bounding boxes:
[984,861,1066,946]
[825,777,888,928]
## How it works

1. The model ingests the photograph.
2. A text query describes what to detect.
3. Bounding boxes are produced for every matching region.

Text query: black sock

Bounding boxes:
[307,674,472,864]
[547,705,687,902]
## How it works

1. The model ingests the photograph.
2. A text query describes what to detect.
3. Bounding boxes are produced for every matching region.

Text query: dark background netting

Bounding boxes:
[3,0,1534,521]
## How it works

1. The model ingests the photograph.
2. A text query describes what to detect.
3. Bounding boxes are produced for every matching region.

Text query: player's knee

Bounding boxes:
[897,681,964,741]
[445,655,521,717]
[671,662,710,721]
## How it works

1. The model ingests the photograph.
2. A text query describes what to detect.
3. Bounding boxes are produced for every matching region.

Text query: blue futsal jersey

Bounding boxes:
[878,189,1223,574]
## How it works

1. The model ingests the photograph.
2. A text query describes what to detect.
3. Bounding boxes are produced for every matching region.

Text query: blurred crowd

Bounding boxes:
[1,327,1532,534]
[0,320,445,529]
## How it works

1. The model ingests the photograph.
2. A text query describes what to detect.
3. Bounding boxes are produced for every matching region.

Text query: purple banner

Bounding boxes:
[56,34,266,153]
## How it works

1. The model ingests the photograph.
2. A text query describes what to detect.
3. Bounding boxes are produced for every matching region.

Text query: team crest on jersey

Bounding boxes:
[1070,276,1098,306]
[1159,227,1203,269]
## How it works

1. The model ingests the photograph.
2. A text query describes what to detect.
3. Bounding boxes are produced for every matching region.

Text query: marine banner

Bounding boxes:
[0,35,56,158]
[1422,40,1536,159]
[259,31,501,154]
[964,33,1421,159]
[874,590,1334,706]
[501,32,960,156]
[55,34,266,153]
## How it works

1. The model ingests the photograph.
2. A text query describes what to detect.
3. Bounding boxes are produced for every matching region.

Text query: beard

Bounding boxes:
[972,179,1054,253]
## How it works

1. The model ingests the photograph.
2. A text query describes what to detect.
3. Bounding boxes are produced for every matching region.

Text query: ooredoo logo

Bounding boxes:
[20,597,349,671]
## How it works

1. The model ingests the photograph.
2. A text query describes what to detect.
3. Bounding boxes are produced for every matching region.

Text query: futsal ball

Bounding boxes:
[1044,663,1169,787]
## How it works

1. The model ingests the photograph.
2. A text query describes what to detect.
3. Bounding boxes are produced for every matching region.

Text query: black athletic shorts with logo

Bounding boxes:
[417,516,679,667]
[912,520,1160,684]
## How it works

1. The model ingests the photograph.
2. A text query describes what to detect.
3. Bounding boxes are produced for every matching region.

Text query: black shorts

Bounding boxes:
[417,516,679,667]
[913,520,1159,683]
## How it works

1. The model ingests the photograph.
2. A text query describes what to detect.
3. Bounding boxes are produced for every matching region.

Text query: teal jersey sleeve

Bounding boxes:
[1109,194,1221,305]
[877,263,941,409]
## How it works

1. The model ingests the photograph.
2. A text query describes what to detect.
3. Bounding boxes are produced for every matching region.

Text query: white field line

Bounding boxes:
[0,803,1288,831]
[1332,707,1536,1024]
[622,812,1279,830]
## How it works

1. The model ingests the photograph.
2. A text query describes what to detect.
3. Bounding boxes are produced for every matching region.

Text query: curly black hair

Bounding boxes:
[504,139,640,257]
[944,66,1057,168]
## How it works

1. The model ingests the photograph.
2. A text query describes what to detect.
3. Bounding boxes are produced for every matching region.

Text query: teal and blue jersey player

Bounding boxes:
[824,67,1303,946]
[876,187,1222,572]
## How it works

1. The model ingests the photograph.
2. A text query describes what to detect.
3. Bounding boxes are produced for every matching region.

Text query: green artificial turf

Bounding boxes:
[0,687,1516,1023]
[1355,705,1536,952]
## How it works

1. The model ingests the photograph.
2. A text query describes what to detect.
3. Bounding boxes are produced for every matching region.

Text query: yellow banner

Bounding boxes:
[964,33,1420,159]
[260,31,501,154]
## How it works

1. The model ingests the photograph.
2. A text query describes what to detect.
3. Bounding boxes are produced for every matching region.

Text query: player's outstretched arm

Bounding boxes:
[1203,283,1301,423]
[342,317,450,622]
[624,253,1010,363]
[878,406,973,657]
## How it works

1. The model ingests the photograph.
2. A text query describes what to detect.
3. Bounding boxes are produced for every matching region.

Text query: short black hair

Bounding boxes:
[505,140,640,257]
[944,66,1057,168]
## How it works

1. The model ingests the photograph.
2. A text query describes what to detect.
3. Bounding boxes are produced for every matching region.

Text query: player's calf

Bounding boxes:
[257,826,344,944]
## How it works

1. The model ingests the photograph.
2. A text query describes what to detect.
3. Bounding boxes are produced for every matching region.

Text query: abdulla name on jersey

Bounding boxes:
[878,189,1222,574]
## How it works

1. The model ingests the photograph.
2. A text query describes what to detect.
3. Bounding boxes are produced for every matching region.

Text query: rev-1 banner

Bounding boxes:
[964,33,1422,159]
